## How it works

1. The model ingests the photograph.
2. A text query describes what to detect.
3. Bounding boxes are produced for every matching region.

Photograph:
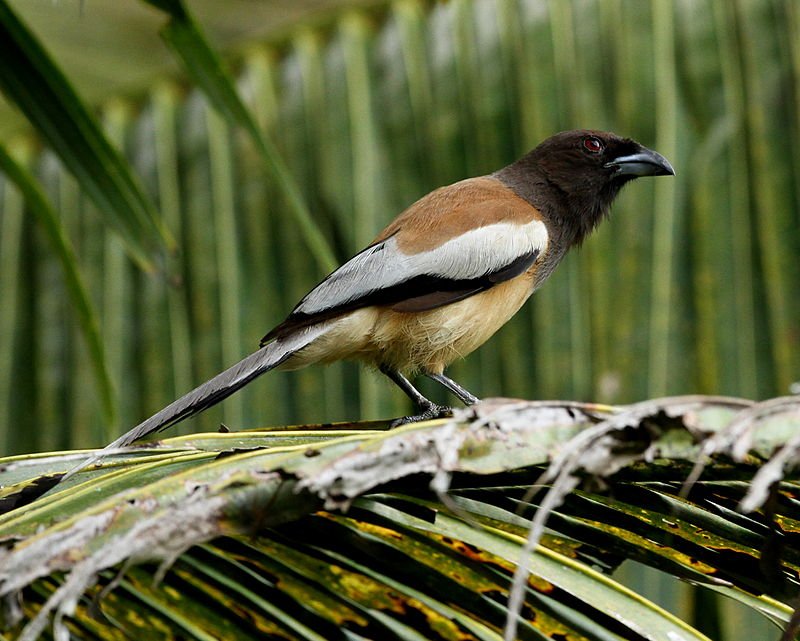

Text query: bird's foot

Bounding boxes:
[390,404,454,428]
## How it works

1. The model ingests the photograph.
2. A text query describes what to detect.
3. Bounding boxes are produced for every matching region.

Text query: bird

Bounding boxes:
[102,130,674,452]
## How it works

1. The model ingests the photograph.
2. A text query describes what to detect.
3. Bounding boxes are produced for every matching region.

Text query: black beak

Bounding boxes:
[605,145,675,177]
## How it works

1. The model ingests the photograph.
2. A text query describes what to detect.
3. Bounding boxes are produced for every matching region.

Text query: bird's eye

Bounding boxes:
[582,136,604,153]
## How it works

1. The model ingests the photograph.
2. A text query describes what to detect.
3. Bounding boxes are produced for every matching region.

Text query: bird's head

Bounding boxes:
[498,130,674,245]
[532,129,674,184]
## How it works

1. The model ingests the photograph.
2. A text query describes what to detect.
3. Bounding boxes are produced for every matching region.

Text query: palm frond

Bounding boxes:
[2,396,798,640]
[0,1,173,271]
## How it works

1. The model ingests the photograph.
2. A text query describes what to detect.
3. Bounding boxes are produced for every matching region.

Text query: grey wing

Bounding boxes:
[262,220,548,342]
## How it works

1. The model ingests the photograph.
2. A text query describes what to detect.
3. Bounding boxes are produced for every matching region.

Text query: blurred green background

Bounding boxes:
[1,0,798,455]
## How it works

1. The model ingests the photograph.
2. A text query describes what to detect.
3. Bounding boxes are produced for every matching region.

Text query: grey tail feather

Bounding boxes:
[64,324,327,479]
[107,346,285,449]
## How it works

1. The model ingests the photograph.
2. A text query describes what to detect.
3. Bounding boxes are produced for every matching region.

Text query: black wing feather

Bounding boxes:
[262,248,539,343]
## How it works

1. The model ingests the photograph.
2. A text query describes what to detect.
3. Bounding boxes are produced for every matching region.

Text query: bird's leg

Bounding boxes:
[426,372,480,406]
[380,365,453,426]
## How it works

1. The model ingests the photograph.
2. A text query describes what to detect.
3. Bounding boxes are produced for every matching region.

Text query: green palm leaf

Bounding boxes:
[2,397,798,640]
[145,0,337,273]
[0,145,115,426]
[0,0,173,272]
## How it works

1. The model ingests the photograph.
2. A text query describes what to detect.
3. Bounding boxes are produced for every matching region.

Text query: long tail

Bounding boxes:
[67,325,328,477]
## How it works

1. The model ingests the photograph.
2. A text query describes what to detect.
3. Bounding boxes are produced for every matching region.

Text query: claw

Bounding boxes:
[389,404,453,427]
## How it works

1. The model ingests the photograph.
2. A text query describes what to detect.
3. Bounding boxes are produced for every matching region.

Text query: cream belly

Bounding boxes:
[278,271,536,375]
[369,272,536,373]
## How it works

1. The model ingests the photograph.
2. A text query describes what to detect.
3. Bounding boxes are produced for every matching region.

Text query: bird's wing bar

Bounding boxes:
[389,247,540,312]
[263,219,547,342]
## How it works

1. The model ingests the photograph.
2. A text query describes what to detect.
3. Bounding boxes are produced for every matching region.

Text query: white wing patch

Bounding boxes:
[296,220,549,315]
